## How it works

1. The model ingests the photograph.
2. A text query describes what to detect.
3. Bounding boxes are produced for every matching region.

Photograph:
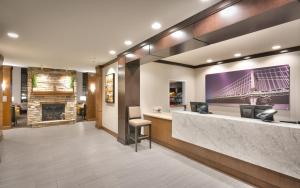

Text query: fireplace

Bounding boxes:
[42,103,65,121]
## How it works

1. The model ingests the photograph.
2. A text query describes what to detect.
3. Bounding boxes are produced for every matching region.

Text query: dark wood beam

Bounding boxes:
[154,60,195,69]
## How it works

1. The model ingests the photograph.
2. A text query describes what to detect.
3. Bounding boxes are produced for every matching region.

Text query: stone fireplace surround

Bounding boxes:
[27,68,77,126]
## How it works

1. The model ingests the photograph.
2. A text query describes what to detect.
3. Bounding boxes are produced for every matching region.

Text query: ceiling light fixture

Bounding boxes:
[109,50,116,55]
[244,56,251,60]
[280,50,288,53]
[206,59,213,63]
[124,40,133,46]
[234,53,242,57]
[217,62,223,65]
[7,32,19,39]
[151,22,161,30]
[272,45,281,50]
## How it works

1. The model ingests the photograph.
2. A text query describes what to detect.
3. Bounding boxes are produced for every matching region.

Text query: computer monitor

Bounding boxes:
[254,105,273,119]
[240,105,255,118]
[190,102,208,113]
[197,103,209,114]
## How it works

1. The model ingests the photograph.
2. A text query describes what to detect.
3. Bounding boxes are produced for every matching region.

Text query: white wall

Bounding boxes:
[12,66,21,104]
[140,62,196,114]
[102,62,118,133]
[195,51,300,121]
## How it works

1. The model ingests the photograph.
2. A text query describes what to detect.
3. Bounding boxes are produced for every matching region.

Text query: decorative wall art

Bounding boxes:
[105,73,115,103]
[205,65,290,110]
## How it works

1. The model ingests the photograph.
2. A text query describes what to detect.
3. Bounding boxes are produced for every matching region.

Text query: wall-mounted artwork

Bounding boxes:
[105,73,115,103]
[205,65,290,110]
[32,73,74,93]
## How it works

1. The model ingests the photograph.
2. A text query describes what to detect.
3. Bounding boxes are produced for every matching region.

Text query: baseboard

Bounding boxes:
[101,126,118,138]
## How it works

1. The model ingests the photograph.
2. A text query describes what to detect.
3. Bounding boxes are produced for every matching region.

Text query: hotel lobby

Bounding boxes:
[0,1,300,188]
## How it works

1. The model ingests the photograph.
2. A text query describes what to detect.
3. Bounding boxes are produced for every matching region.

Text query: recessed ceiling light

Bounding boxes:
[151,22,161,30]
[124,40,132,46]
[126,53,135,58]
[7,32,19,39]
[244,56,251,60]
[272,45,281,50]
[109,50,116,55]
[280,50,288,53]
[234,53,242,57]
[206,59,213,63]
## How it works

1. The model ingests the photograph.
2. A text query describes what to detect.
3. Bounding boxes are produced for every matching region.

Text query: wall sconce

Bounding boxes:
[1,82,6,91]
[90,83,96,93]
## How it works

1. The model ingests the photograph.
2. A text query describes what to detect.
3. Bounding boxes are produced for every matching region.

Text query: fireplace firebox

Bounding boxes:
[42,103,65,121]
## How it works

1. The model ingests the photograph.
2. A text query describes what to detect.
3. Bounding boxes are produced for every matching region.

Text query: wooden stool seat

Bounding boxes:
[128,106,152,152]
[129,119,151,127]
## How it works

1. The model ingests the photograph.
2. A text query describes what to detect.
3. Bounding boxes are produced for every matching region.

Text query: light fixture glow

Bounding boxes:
[126,53,135,58]
[90,83,96,93]
[280,50,288,53]
[234,53,242,57]
[220,6,238,17]
[109,50,116,55]
[272,45,281,50]
[171,30,185,39]
[151,22,161,30]
[206,59,213,63]
[7,32,19,39]
[80,96,87,101]
[244,56,251,60]
[124,40,133,46]
[217,62,223,65]
[142,44,153,51]
[1,82,6,91]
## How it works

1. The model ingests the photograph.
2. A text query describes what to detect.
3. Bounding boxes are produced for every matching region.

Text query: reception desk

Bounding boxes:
[144,111,300,188]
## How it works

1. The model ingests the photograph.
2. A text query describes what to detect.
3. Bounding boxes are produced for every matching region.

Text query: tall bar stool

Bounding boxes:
[128,106,152,152]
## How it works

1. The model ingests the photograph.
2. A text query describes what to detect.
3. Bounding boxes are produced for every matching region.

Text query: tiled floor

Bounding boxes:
[0,121,253,188]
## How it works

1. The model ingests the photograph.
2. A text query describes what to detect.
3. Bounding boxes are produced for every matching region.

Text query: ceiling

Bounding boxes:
[0,0,221,72]
[164,19,300,66]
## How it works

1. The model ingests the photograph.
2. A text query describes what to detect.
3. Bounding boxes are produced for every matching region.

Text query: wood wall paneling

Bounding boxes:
[193,0,300,43]
[144,116,300,188]
[86,73,96,121]
[2,66,12,129]
[0,64,3,140]
[95,67,103,128]
[118,58,140,145]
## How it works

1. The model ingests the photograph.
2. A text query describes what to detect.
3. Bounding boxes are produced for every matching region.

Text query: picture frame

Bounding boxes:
[105,73,115,103]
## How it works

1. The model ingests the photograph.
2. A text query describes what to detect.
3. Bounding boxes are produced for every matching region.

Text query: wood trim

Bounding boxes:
[95,66,103,129]
[100,126,118,138]
[2,66,12,128]
[86,73,96,120]
[154,60,195,69]
[144,115,300,188]
[30,91,75,96]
